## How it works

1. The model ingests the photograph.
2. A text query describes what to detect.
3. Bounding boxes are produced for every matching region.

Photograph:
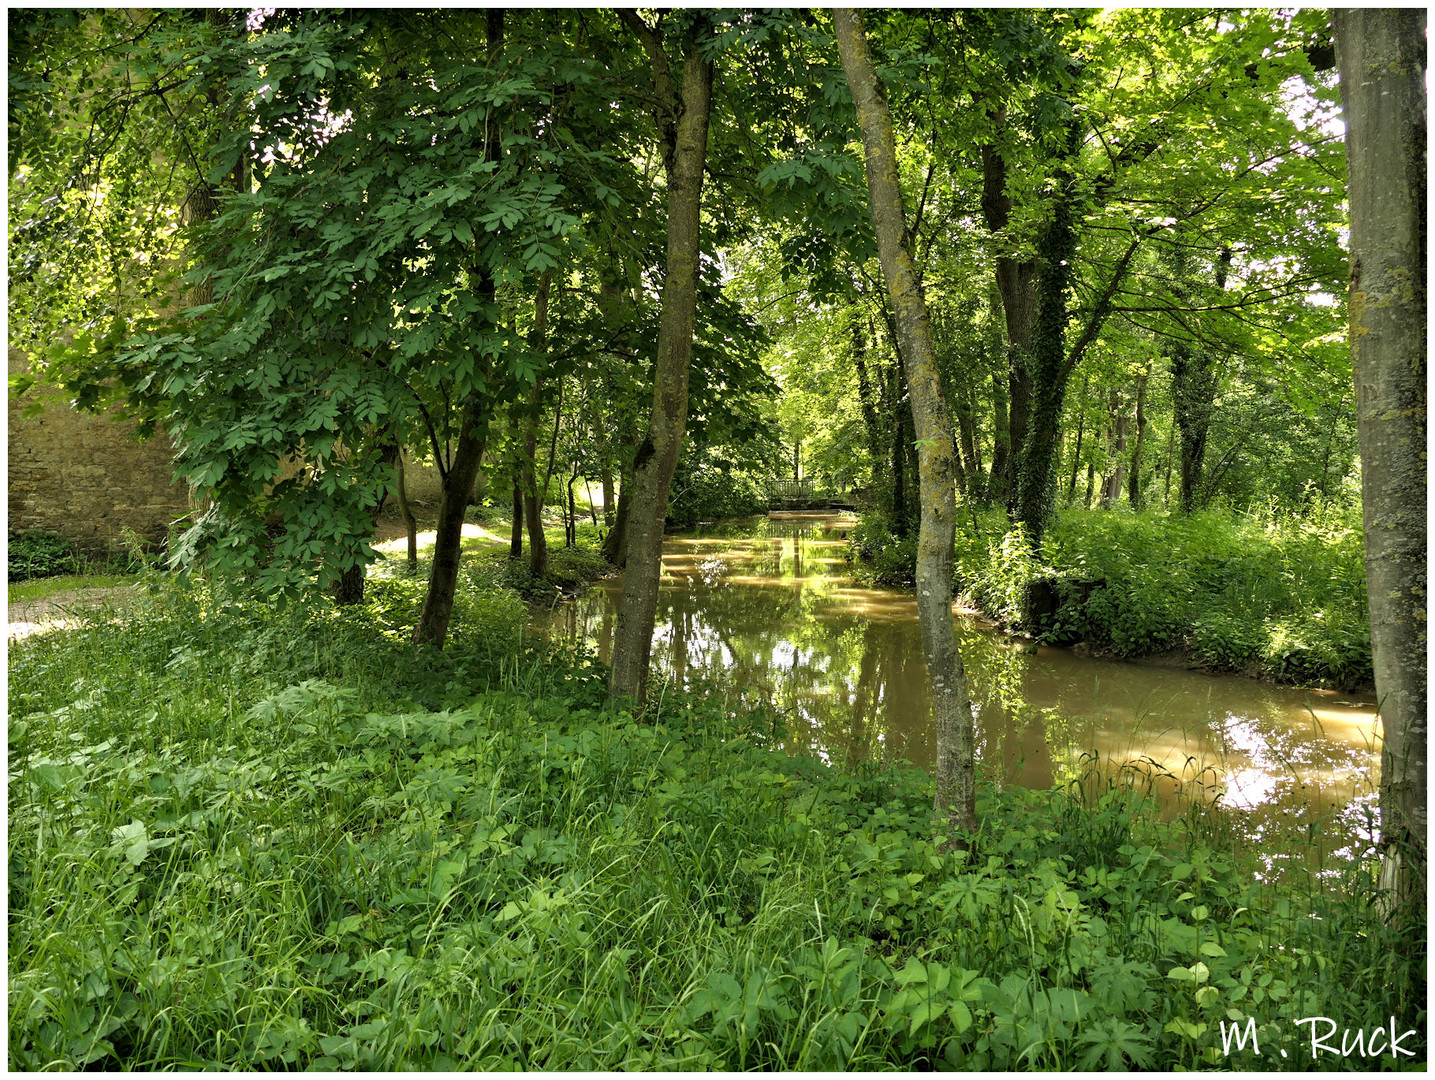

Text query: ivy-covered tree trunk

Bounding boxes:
[1013,129,1080,549]
[607,18,714,703]
[1335,7,1427,907]
[1169,244,1230,513]
[980,135,1037,507]
[834,6,977,840]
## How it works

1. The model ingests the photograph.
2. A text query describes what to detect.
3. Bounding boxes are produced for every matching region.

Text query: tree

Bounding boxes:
[1334,8,1427,906]
[833,7,977,839]
[607,12,716,703]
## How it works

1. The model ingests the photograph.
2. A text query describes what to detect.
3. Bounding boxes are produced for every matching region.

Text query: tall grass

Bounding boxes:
[8,571,1421,1069]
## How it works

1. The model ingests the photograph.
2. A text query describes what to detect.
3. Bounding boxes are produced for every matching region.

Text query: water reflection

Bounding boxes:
[539,514,1381,878]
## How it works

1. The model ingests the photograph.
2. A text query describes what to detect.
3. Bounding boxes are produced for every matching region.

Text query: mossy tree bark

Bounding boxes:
[607,14,714,703]
[834,7,977,839]
[1334,7,1427,907]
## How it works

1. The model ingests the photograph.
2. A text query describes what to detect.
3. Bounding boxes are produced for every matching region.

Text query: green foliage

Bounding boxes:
[9,530,81,581]
[668,465,769,525]
[850,504,1372,689]
[9,583,1422,1068]
[846,512,918,586]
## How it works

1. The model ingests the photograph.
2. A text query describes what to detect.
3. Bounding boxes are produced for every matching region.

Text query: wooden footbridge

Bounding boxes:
[765,478,857,512]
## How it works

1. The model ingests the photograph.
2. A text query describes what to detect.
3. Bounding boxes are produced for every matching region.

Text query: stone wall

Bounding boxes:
[10,349,469,554]
[9,348,196,554]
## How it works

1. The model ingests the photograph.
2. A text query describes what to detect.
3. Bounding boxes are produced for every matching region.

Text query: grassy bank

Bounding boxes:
[849,504,1372,689]
[9,563,1421,1069]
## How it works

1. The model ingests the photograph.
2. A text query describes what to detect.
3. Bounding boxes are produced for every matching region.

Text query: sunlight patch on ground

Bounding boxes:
[373,523,506,558]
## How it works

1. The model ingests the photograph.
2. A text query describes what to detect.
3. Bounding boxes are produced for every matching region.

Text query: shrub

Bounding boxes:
[668,468,768,525]
[9,529,81,581]
[852,504,1373,688]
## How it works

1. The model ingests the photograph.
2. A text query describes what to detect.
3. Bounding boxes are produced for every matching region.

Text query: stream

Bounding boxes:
[538,513,1381,880]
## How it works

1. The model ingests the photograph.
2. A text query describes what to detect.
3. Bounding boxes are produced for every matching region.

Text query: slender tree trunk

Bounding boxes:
[1161,416,1176,507]
[1102,388,1128,506]
[1127,365,1150,509]
[990,367,1010,501]
[851,315,886,467]
[1083,460,1097,509]
[522,271,555,578]
[331,437,398,605]
[607,18,714,703]
[412,9,503,648]
[395,448,418,573]
[566,462,578,547]
[1067,371,1088,500]
[835,7,977,840]
[602,437,635,566]
[1170,243,1228,513]
[509,477,523,558]
[601,467,615,528]
[955,393,980,498]
[1335,7,1427,907]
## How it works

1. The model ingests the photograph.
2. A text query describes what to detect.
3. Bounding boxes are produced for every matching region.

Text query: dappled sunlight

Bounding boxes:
[373,522,507,558]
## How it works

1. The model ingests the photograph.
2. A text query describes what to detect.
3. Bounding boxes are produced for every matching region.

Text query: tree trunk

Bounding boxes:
[411,9,503,648]
[607,18,714,703]
[1013,122,1081,547]
[1127,365,1150,509]
[990,366,1011,502]
[522,271,555,579]
[1170,243,1228,513]
[602,436,635,566]
[566,462,578,547]
[980,131,1037,508]
[395,448,418,573]
[1066,371,1088,501]
[1102,388,1128,507]
[835,6,977,840]
[601,466,615,528]
[851,315,887,467]
[1335,7,1427,907]
[413,407,488,646]
[509,477,523,558]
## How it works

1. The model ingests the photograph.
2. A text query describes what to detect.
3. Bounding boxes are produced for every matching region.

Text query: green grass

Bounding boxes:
[8,568,1424,1069]
[8,573,137,604]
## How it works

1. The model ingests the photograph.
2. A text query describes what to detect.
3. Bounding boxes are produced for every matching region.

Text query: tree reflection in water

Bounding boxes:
[540,513,1380,881]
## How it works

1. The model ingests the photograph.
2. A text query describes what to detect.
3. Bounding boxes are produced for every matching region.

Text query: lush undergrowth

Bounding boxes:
[850,503,1372,689]
[9,564,1422,1070]
[8,528,154,583]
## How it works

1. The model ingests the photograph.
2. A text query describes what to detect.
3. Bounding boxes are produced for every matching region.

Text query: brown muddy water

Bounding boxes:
[537,513,1381,880]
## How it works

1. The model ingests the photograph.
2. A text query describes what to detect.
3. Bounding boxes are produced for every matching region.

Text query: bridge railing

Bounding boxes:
[766,477,818,499]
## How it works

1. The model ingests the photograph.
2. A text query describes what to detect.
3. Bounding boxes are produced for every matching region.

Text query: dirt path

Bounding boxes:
[8,584,144,641]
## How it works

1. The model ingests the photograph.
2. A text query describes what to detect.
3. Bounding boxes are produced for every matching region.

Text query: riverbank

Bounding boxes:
[846,504,1373,693]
